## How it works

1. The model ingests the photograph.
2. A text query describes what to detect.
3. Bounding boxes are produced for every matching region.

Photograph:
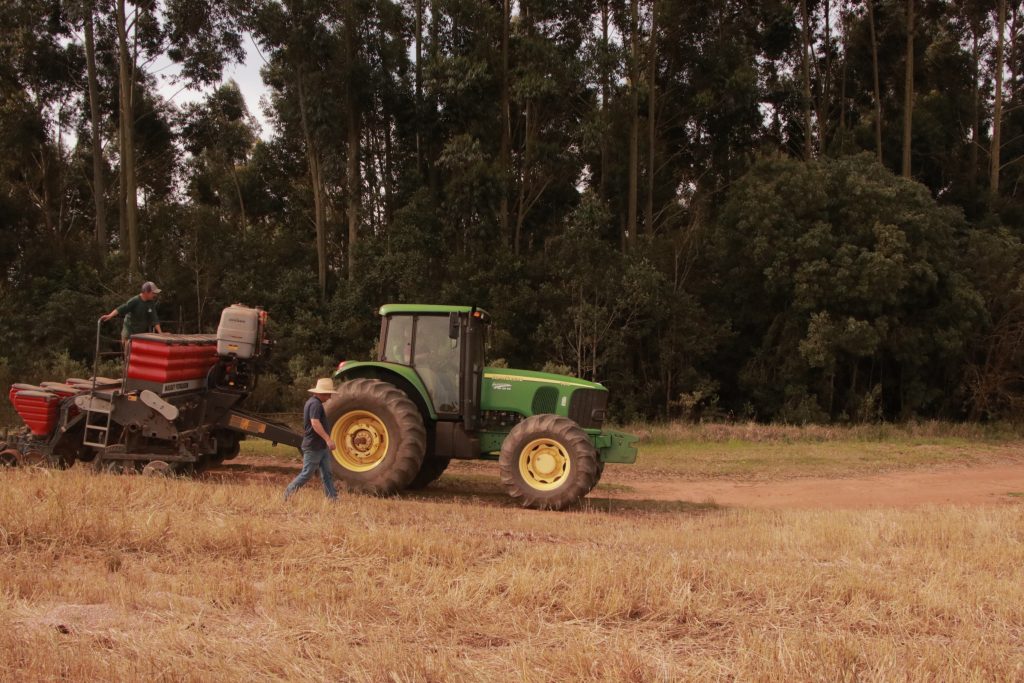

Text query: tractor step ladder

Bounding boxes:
[83,396,115,448]
[83,317,118,449]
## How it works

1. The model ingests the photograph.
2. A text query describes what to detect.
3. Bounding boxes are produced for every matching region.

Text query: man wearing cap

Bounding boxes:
[100,281,164,347]
[284,378,339,501]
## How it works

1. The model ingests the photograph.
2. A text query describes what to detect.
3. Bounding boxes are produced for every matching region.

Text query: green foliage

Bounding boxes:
[707,154,988,421]
[534,194,659,381]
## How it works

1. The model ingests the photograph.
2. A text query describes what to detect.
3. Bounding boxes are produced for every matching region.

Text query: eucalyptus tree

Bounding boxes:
[253,0,347,298]
[108,0,246,276]
[111,0,159,275]
[902,0,913,177]
[508,0,594,254]
[253,0,412,294]
[180,81,258,233]
[65,0,112,250]
[0,1,84,249]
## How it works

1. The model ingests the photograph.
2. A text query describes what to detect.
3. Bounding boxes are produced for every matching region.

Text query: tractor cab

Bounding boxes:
[374,304,489,429]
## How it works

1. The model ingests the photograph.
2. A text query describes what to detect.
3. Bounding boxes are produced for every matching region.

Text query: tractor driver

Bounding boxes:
[413,321,460,413]
[100,281,164,355]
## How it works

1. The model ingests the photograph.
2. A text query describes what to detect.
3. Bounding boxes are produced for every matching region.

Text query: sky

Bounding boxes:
[154,32,273,138]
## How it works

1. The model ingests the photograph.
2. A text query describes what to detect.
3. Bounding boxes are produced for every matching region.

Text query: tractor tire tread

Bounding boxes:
[498,414,598,510]
[326,378,427,495]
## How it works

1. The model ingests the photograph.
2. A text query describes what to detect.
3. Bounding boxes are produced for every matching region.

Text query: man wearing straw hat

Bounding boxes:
[284,378,339,501]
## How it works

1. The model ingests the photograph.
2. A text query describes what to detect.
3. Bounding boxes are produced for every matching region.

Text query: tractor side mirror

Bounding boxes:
[448,312,460,340]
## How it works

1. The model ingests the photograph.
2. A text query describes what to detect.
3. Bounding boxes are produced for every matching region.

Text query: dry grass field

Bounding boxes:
[1,423,1023,681]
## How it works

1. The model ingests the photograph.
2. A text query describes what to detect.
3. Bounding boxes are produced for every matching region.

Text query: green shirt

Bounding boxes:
[117,295,159,338]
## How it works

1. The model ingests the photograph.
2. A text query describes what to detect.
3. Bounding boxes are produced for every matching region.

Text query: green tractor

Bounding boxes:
[327,304,637,509]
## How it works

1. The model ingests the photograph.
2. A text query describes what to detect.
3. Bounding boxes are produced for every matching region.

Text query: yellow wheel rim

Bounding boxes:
[518,438,571,491]
[331,410,390,472]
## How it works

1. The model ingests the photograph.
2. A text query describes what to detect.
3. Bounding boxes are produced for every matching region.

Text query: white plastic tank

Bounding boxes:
[217,305,262,358]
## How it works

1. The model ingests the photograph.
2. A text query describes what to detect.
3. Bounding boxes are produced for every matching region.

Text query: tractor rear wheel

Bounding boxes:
[406,456,451,490]
[499,414,599,510]
[326,379,426,495]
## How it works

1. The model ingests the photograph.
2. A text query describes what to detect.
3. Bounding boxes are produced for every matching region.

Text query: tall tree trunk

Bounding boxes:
[514,100,530,255]
[970,29,981,193]
[297,74,327,299]
[55,109,68,239]
[118,124,126,248]
[800,0,813,160]
[499,0,510,246]
[32,147,55,235]
[866,0,882,164]
[838,0,849,151]
[818,0,831,153]
[84,5,107,251]
[229,166,247,234]
[365,116,380,234]
[414,0,423,179]
[1009,3,1020,103]
[346,1,360,281]
[513,95,548,255]
[627,0,639,244]
[902,0,914,178]
[992,0,1007,199]
[116,0,139,277]
[644,0,657,237]
[384,117,393,227]
[600,0,610,198]
[509,1,544,253]
[428,0,439,194]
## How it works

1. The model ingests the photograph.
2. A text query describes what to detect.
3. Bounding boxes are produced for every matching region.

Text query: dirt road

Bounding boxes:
[211,454,1024,509]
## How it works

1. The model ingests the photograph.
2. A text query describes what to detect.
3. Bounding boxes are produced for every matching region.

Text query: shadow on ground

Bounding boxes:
[401,474,720,515]
[123,458,723,516]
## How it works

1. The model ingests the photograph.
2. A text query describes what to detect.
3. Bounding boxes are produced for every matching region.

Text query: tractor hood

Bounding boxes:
[482,367,609,430]
[482,367,605,392]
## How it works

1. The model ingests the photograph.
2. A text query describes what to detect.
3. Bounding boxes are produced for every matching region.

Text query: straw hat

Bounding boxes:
[308,378,336,394]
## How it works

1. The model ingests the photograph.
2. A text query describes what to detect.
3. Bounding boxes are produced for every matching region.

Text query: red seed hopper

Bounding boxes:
[10,388,64,436]
[126,334,219,390]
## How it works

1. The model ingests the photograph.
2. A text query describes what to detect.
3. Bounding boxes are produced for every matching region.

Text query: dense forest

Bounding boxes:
[1,0,1023,423]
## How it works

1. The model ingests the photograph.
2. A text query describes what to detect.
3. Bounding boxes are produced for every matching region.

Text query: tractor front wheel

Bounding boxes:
[499,414,599,510]
[326,379,426,495]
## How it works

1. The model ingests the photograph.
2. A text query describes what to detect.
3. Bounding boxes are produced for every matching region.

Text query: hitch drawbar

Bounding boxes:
[220,410,303,448]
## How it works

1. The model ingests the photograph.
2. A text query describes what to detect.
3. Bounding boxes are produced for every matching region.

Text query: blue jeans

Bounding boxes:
[284,448,338,500]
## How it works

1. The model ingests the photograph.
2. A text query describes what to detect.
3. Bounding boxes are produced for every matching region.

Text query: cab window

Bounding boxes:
[382,316,412,364]
[413,315,460,414]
